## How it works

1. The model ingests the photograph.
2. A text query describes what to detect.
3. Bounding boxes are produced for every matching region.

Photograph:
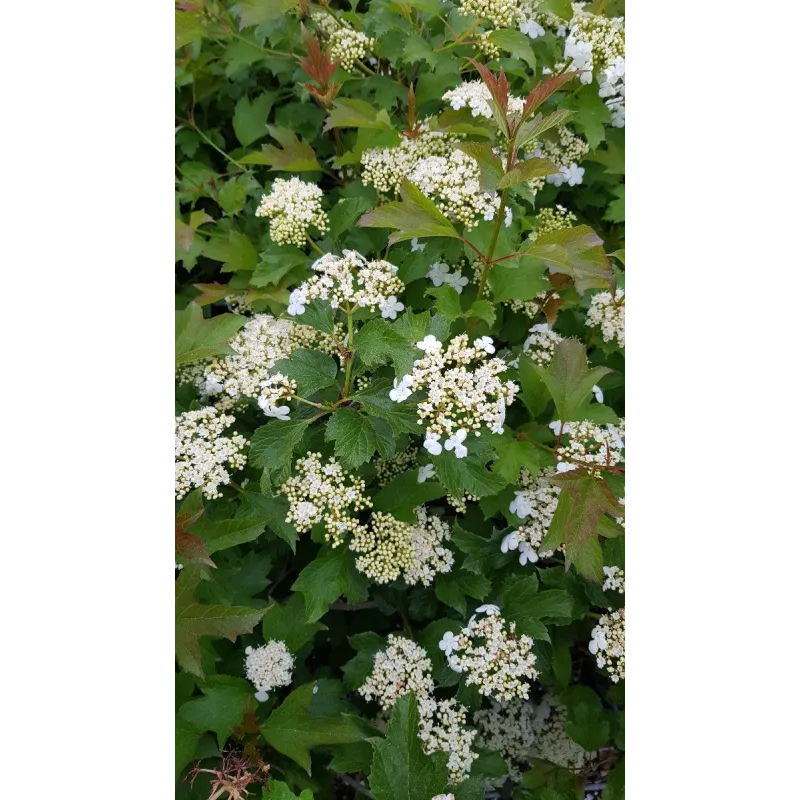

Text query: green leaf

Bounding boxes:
[497,157,559,189]
[466,299,496,327]
[487,260,550,302]
[521,225,613,294]
[295,298,336,336]
[262,681,369,774]
[175,566,266,678]
[240,126,321,171]
[562,686,611,751]
[236,0,299,28]
[292,545,369,622]
[373,470,448,522]
[451,523,507,575]
[426,285,463,322]
[502,576,574,641]
[358,180,461,245]
[189,513,266,555]
[325,97,396,130]
[326,407,395,469]
[237,490,299,551]
[175,715,201,779]
[431,439,507,498]
[264,780,314,800]
[178,675,252,749]
[272,348,338,396]
[329,197,374,242]
[530,339,612,422]
[455,142,504,192]
[403,33,437,67]
[175,303,246,365]
[368,693,450,800]
[434,570,491,615]
[329,741,376,773]
[517,109,575,149]
[203,230,259,272]
[353,379,420,435]
[542,473,623,582]
[342,632,385,691]
[354,319,411,369]
[488,28,537,68]
[488,432,542,483]
[249,419,311,485]
[233,93,277,147]
[251,244,310,287]
[602,759,625,800]
[176,9,206,49]
[262,593,327,653]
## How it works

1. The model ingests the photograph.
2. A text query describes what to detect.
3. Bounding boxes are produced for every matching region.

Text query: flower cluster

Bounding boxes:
[521,323,563,366]
[458,0,522,30]
[255,177,328,247]
[409,149,504,229]
[442,80,524,121]
[473,31,501,60]
[554,419,625,474]
[313,11,375,71]
[350,506,454,586]
[565,9,625,84]
[599,55,625,127]
[391,334,518,457]
[530,698,596,770]
[244,640,294,702]
[255,373,296,420]
[518,0,567,39]
[374,446,419,486]
[532,205,577,239]
[427,259,471,294]
[361,122,456,194]
[175,407,248,500]
[360,637,477,784]
[443,608,538,700]
[602,565,625,595]
[504,468,561,563]
[528,126,590,190]
[278,452,372,546]
[588,608,625,682]
[586,289,625,347]
[286,251,405,317]
[473,699,542,784]
[178,314,335,407]
[508,290,559,321]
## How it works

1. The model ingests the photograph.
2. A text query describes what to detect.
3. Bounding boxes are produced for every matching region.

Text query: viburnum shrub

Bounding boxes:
[175,2,625,799]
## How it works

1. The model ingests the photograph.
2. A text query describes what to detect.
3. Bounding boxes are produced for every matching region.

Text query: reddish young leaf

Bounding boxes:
[298,32,340,86]
[522,71,580,118]
[467,58,509,117]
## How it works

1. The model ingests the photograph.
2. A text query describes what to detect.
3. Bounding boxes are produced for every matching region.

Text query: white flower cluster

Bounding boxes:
[473,699,542,784]
[586,289,625,347]
[442,80,524,121]
[255,373,296,420]
[361,121,456,195]
[360,636,477,784]
[313,11,375,71]
[554,419,625,474]
[529,126,590,190]
[374,446,419,486]
[444,608,538,700]
[518,0,567,39]
[565,8,625,83]
[350,507,454,586]
[409,149,504,229]
[278,452,372,546]
[599,56,625,127]
[602,565,625,595]
[504,468,561,563]
[521,323,563,366]
[178,314,335,407]
[508,290,559,321]
[588,608,625,682]
[175,407,247,500]
[286,250,405,318]
[532,205,577,239]
[458,0,522,29]
[391,334,518,457]
[224,293,253,315]
[244,640,294,702]
[530,697,596,770]
[255,177,328,247]
[427,260,471,295]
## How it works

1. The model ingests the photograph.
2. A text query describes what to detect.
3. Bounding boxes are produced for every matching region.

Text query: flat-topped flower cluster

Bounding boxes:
[244,640,294,702]
[255,177,328,247]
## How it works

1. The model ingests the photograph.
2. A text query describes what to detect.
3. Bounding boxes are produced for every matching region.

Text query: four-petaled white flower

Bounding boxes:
[475,336,495,354]
[501,532,520,553]
[518,541,538,566]
[380,295,404,320]
[259,401,291,420]
[410,238,426,252]
[447,654,464,673]
[489,395,506,435]
[509,491,533,518]
[520,17,545,38]
[549,420,572,436]
[389,374,413,402]
[592,384,604,403]
[439,630,458,656]
[444,429,468,458]
[443,270,469,294]
[476,603,500,616]
[556,462,578,473]
[424,431,443,455]
[286,288,307,316]
[417,463,435,483]
[417,335,442,353]
[427,261,451,287]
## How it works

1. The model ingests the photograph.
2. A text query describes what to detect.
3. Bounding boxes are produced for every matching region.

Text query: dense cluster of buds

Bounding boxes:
[286,250,405,318]
[504,468,561,563]
[521,323,564,366]
[244,640,293,702]
[508,290,560,321]
[255,177,328,246]
[589,608,625,682]
[473,31,501,60]
[458,0,523,30]
[565,8,625,84]
[361,121,456,194]
[532,205,578,239]
[586,289,625,347]
[531,697,597,770]
[359,636,477,784]
[390,334,518,457]
[278,452,372,546]
[374,446,419,486]
[602,565,625,595]
[175,407,247,499]
[527,126,590,190]
[442,607,539,700]
[312,11,375,71]
[554,419,625,474]
[350,506,454,586]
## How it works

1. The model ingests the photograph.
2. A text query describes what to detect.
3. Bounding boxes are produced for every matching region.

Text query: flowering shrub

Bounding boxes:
[175,2,625,799]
